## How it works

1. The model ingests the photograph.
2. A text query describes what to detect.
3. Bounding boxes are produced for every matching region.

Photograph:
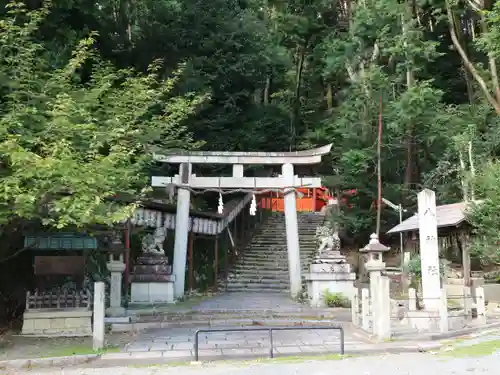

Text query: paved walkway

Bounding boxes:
[122,292,356,359]
[191,293,328,312]
[123,325,367,359]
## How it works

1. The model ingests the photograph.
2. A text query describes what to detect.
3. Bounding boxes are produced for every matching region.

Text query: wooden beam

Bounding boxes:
[312,188,317,212]
[224,231,229,284]
[124,223,131,292]
[213,235,219,292]
[461,233,471,287]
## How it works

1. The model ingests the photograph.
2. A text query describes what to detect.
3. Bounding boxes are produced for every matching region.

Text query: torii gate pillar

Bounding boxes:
[152,144,332,299]
[172,163,192,298]
[282,163,301,296]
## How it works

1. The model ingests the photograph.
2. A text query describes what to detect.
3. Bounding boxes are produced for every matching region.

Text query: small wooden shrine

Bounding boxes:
[22,232,99,336]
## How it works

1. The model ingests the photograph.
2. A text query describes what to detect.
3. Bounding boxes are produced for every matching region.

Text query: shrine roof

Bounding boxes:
[387,200,481,234]
[111,195,222,219]
[153,144,332,165]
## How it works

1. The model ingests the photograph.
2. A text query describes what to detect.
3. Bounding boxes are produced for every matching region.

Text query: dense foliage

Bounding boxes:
[1,0,500,259]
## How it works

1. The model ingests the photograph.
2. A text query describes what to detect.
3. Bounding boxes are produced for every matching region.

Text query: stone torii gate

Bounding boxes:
[151,144,332,298]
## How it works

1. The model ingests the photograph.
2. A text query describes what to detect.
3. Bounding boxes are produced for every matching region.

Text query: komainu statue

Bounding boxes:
[315,225,341,259]
[142,227,167,255]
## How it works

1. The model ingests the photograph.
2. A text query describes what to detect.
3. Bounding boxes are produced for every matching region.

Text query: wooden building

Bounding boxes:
[387,201,480,286]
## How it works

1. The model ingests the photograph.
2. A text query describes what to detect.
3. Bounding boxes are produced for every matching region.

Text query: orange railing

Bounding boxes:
[258,187,358,213]
[259,188,328,212]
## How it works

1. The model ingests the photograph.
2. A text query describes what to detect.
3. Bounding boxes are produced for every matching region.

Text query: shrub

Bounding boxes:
[323,291,351,308]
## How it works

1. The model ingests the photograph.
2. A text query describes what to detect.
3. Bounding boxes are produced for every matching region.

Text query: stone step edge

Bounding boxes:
[111,318,345,332]
[128,308,344,317]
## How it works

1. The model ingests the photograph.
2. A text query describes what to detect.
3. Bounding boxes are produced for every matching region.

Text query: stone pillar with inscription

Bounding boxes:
[417,189,441,311]
[305,229,356,308]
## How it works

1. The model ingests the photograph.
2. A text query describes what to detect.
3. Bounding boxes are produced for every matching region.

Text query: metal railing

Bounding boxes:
[193,325,345,361]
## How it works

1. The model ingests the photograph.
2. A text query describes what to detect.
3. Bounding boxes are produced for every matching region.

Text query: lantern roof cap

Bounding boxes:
[360,233,390,253]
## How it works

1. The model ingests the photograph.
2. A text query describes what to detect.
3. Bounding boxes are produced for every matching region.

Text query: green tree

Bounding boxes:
[0,2,207,228]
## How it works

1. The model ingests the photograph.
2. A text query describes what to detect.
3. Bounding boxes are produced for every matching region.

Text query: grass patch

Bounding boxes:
[439,340,500,358]
[40,344,121,358]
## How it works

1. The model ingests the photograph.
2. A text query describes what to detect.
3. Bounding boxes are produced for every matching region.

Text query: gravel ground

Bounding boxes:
[8,352,500,375]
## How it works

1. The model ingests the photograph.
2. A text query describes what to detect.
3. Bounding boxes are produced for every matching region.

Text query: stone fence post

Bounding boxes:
[439,288,448,333]
[409,288,417,311]
[361,288,371,332]
[463,286,472,319]
[476,287,486,325]
[93,282,105,351]
[373,276,391,340]
[351,291,359,326]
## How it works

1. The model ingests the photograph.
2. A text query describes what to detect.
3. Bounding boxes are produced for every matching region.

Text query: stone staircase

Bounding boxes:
[225,212,325,293]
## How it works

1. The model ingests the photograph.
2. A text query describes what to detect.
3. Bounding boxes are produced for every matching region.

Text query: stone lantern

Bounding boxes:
[106,233,126,317]
[360,233,391,340]
[360,233,390,275]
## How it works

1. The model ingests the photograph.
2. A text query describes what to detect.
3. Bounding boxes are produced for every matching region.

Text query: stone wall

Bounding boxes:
[22,309,92,336]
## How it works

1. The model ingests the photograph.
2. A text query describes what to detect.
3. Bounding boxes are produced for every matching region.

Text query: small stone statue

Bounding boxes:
[315,225,344,264]
[142,227,167,255]
[317,231,341,258]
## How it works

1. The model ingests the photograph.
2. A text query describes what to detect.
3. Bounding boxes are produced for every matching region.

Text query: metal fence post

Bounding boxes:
[194,330,200,361]
[269,328,274,358]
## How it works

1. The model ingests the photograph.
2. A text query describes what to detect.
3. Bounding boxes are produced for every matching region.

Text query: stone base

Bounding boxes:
[106,306,126,317]
[305,272,356,308]
[401,309,467,333]
[130,281,175,304]
[310,262,352,273]
[22,309,92,337]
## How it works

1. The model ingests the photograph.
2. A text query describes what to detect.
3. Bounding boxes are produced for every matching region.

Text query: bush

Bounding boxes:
[323,291,351,308]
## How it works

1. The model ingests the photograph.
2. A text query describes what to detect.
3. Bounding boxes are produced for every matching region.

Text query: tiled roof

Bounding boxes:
[387,201,481,234]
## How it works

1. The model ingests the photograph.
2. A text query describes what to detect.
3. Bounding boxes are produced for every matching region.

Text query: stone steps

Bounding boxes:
[233,258,314,267]
[240,250,316,258]
[224,212,324,293]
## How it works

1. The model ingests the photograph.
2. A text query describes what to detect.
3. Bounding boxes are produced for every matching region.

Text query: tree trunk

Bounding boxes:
[445,0,500,115]
[264,76,271,105]
[290,43,307,149]
[326,82,333,111]
[402,11,416,199]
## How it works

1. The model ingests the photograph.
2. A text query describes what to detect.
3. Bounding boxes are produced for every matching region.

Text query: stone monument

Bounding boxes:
[305,225,356,307]
[130,227,175,304]
[399,189,446,332]
[417,189,441,310]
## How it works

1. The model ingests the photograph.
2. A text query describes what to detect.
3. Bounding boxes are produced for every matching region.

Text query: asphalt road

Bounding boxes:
[11,352,500,375]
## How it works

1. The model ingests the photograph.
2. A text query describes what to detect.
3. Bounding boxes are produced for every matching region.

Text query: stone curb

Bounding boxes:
[429,322,500,341]
[93,343,444,367]
[0,354,100,370]
[112,319,348,332]
[392,322,500,342]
